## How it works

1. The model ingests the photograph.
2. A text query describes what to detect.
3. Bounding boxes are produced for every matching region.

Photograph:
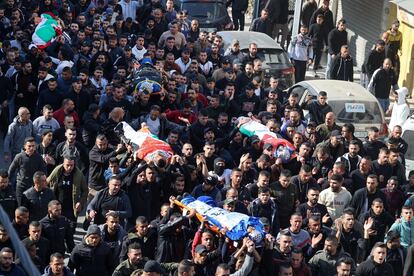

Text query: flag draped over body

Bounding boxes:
[32,13,62,49]
[176,195,265,244]
[238,118,296,163]
[115,121,173,163]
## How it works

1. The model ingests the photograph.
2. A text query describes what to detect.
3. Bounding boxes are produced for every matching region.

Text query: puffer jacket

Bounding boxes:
[69,239,114,276]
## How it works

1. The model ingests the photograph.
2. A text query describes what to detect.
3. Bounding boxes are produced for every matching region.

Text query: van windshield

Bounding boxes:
[182,2,227,21]
[329,100,383,124]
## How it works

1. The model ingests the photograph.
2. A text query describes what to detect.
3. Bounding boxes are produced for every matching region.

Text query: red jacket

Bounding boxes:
[53,108,80,127]
[165,110,197,125]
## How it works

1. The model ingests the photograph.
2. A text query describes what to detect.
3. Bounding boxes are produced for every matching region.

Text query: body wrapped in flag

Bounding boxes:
[31,13,63,49]
[114,121,173,164]
[238,118,296,163]
[175,195,265,245]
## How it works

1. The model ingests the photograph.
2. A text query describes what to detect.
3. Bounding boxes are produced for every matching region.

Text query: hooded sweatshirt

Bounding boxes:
[389,87,410,130]
[4,116,35,155]
[387,217,414,248]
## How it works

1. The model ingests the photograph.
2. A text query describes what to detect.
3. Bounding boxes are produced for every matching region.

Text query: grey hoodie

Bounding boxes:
[4,116,35,155]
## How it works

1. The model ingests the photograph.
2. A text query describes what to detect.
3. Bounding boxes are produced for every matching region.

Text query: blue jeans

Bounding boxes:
[378,98,390,113]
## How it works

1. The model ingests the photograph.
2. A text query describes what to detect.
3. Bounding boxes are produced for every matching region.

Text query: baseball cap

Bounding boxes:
[330,129,342,138]
[81,40,91,47]
[124,45,132,51]
[105,7,113,15]
[224,198,236,205]
[144,260,165,273]
[195,244,208,254]
[307,121,317,128]
[233,59,242,66]
[263,143,273,150]
[204,175,218,186]
[222,58,231,64]
[250,135,260,144]
[224,67,234,73]
[260,217,270,227]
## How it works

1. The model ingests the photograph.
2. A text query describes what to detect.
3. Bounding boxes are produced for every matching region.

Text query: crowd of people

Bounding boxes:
[0,0,411,275]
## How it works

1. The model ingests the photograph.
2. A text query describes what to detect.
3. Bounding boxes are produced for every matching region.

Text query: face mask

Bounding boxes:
[214,164,225,175]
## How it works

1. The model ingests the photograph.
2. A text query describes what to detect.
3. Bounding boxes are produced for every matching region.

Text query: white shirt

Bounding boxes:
[132,45,146,61]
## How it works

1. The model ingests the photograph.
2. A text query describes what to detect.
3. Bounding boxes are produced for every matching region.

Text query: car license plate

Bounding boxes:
[354,131,368,138]
[345,103,366,113]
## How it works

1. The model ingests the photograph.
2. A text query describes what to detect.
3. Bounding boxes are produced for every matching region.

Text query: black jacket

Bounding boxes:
[69,239,114,276]
[55,141,89,172]
[88,145,117,191]
[0,186,17,221]
[249,18,272,37]
[330,55,354,81]
[82,111,103,148]
[365,49,385,77]
[87,188,132,225]
[22,187,55,222]
[327,29,348,55]
[309,22,327,49]
[8,152,47,191]
[301,100,332,125]
[119,228,158,262]
[310,7,334,38]
[369,68,398,99]
[350,188,388,219]
[231,0,248,11]
[40,215,75,255]
[356,256,395,276]
[22,237,51,267]
[155,209,193,263]
[65,88,92,120]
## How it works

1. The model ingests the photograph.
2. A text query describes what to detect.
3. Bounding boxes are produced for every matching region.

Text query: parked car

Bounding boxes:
[176,0,233,31]
[288,80,388,139]
[218,31,295,89]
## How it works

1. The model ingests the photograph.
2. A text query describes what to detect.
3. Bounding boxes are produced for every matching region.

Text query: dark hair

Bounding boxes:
[372,198,384,205]
[258,186,270,194]
[49,252,64,262]
[338,18,347,24]
[0,170,8,178]
[342,123,355,134]
[24,137,35,144]
[368,126,379,133]
[342,208,355,217]
[136,216,148,225]
[367,174,378,181]
[216,263,230,272]
[280,169,291,178]
[325,235,338,245]
[178,259,195,273]
[128,242,142,251]
[300,164,312,173]
[48,200,61,208]
[330,174,343,183]
[29,221,41,228]
[33,171,46,183]
[336,256,354,267]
